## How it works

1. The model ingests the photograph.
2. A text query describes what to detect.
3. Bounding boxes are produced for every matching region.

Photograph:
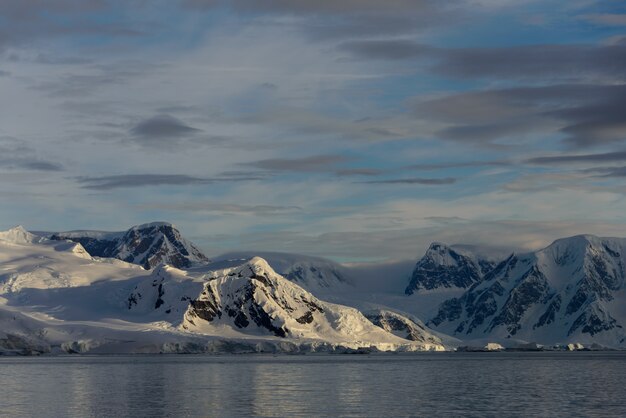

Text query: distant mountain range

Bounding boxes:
[1,222,625,354]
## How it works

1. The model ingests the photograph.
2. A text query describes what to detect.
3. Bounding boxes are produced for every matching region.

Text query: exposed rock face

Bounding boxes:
[405,243,497,294]
[428,235,626,346]
[365,310,443,345]
[51,222,209,269]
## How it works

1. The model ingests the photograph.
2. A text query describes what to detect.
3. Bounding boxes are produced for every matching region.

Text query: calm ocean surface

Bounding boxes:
[0,352,624,417]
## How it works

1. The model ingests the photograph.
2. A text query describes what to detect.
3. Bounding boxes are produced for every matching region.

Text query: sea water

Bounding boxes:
[0,352,624,417]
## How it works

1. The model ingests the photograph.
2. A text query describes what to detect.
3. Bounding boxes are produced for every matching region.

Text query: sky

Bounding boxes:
[1,0,626,262]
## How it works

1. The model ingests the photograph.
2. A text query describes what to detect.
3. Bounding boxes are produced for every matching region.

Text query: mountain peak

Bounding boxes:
[0,225,39,245]
[50,222,209,269]
[131,221,174,230]
[246,256,274,271]
[406,242,496,294]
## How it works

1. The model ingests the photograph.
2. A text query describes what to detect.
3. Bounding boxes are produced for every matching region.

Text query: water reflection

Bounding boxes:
[0,353,625,417]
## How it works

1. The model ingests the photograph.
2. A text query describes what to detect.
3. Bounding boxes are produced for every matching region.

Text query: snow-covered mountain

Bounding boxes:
[132,257,440,350]
[0,227,443,354]
[405,243,498,294]
[428,235,626,347]
[49,222,209,269]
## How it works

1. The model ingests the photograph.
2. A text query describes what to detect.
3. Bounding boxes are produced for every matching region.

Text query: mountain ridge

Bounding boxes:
[48,222,209,269]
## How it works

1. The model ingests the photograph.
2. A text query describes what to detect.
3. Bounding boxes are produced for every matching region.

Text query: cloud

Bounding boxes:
[408,160,510,170]
[335,168,384,176]
[359,177,456,185]
[130,114,202,139]
[580,13,626,26]
[0,159,63,172]
[435,44,626,81]
[0,139,64,172]
[184,0,437,14]
[182,0,456,39]
[17,161,64,171]
[203,219,626,262]
[243,154,350,172]
[140,202,302,216]
[502,173,587,192]
[342,40,626,81]
[0,0,144,49]
[75,174,261,190]
[527,150,626,165]
[236,107,410,142]
[413,84,626,147]
[339,40,432,60]
[35,68,144,98]
[585,166,626,178]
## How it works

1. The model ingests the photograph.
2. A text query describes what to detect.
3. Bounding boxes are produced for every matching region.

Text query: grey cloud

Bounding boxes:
[130,115,202,139]
[502,173,584,193]
[218,170,274,178]
[359,177,456,185]
[0,140,64,172]
[435,44,626,80]
[335,168,384,176]
[34,53,93,65]
[205,219,626,262]
[142,202,302,216]
[414,84,626,147]
[35,71,138,98]
[585,166,626,178]
[183,0,443,15]
[183,0,458,39]
[339,40,432,60]
[0,158,63,172]
[0,70,10,76]
[18,161,64,171]
[244,155,350,172]
[408,160,510,170]
[236,107,406,141]
[76,174,261,190]
[0,1,144,49]
[527,151,626,165]
[580,14,626,26]
[341,40,626,81]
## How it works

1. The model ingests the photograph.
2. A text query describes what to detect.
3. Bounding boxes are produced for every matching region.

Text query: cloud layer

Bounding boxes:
[2,0,626,261]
